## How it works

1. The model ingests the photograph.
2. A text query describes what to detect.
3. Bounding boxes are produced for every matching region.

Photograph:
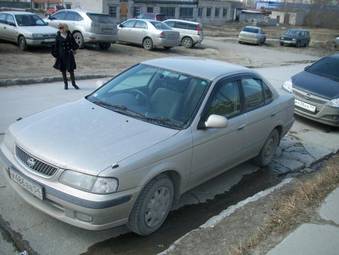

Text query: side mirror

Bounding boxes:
[204,114,228,129]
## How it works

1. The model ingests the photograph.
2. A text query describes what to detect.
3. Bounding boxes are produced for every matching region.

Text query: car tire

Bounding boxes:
[128,174,174,236]
[280,42,284,46]
[296,40,301,48]
[254,129,280,167]
[98,42,111,50]
[18,36,27,51]
[73,31,84,48]
[142,37,153,50]
[181,37,193,48]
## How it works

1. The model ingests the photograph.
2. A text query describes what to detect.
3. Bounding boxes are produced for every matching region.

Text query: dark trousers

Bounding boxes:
[62,70,78,89]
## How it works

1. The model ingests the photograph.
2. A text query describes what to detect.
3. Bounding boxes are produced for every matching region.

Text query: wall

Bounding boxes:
[67,0,103,13]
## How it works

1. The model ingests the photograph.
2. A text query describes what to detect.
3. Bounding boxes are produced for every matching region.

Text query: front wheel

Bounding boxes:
[18,36,27,51]
[254,129,280,167]
[181,37,193,48]
[142,37,153,50]
[128,175,174,236]
[98,42,111,50]
[73,32,84,48]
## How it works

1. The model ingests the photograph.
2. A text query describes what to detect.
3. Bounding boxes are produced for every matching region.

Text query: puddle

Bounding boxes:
[83,168,281,255]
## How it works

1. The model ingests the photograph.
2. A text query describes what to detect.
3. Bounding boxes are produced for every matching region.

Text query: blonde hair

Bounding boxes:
[58,23,69,32]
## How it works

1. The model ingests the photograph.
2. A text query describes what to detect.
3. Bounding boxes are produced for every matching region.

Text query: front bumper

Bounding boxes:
[293,89,339,127]
[26,38,56,46]
[280,39,296,45]
[83,32,118,43]
[0,144,138,230]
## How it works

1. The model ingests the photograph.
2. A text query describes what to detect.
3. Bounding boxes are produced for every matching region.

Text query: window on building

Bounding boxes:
[133,6,141,17]
[109,6,117,17]
[147,7,153,13]
[179,7,193,18]
[206,7,211,17]
[198,7,203,17]
[160,7,175,18]
[215,8,220,18]
[223,8,228,17]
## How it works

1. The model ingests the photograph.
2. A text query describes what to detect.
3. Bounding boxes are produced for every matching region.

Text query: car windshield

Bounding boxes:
[306,57,339,81]
[243,27,259,33]
[285,30,298,35]
[86,64,210,129]
[87,13,115,24]
[151,21,171,30]
[15,14,47,26]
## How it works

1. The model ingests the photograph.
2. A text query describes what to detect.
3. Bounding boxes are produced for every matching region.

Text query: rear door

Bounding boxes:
[132,20,147,43]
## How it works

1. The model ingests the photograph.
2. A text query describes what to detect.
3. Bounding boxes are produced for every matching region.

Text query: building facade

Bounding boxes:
[67,0,242,25]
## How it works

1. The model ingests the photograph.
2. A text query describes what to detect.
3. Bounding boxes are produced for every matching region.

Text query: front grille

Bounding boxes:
[293,89,328,105]
[16,146,58,177]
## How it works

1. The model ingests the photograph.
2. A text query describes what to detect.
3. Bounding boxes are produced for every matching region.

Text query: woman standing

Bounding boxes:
[52,23,79,90]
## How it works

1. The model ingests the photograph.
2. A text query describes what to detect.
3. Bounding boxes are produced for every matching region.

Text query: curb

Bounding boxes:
[0,74,111,87]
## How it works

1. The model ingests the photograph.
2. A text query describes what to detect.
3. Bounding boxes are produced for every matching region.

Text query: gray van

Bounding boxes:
[280,29,310,48]
[47,9,117,50]
[163,19,203,48]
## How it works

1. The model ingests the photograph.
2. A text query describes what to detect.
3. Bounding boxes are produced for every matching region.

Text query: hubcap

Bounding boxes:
[183,38,192,48]
[144,39,152,49]
[74,33,82,46]
[144,186,170,228]
[263,136,277,160]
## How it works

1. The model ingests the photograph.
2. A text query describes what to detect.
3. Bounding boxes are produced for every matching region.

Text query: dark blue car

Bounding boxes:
[282,54,339,127]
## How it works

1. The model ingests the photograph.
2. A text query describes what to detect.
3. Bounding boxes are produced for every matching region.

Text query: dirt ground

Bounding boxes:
[0,23,338,82]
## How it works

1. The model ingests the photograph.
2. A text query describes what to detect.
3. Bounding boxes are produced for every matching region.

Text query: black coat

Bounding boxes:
[52,31,79,72]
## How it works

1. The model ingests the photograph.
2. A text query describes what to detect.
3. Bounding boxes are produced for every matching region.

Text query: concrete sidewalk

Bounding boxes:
[266,187,339,255]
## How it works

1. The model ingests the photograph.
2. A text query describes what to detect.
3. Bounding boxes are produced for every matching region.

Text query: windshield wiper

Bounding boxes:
[144,116,182,129]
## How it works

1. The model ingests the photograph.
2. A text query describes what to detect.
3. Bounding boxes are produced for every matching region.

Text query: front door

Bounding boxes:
[190,78,248,187]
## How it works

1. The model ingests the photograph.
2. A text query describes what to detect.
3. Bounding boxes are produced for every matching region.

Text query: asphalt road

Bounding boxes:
[0,64,338,255]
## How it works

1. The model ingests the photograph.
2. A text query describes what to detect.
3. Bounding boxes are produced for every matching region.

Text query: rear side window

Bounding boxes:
[134,20,147,29]
[0,14,6,24]
[122,20,136,28]
[150,21,171,30]
[175,22,196,30]
[87,13,115,24]
[241,78,265,111]
[164,21,174,27]
[66,11,83,21]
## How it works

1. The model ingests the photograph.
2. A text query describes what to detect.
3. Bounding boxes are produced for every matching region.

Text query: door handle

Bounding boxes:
[271,112,278,117]
[238,124,246,130]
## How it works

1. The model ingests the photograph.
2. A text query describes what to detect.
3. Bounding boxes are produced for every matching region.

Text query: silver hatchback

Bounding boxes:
[117,19,179,50]
[47,9,117,50]
[163,19,203,48]
[0,58,294,236]
[238,26,266,45]
[0,11,57,50]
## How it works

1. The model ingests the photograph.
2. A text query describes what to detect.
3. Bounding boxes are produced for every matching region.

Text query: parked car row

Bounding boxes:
[238,26,311,48]
[0,9,204,51]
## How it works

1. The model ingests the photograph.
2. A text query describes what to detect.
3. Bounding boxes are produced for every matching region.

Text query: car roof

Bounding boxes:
[142,57,250,81]
[164,19,200,25]
[0,11,35,15]
[287,28,308,32]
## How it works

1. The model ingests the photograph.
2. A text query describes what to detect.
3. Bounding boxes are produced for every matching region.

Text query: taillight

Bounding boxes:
[196,24,202,35]
[160,32,165,38]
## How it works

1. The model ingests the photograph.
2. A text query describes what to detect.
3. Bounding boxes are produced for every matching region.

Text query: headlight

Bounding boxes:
[32,33,44,39]
[3,129,15,151]
[59,170,118,194]
[328,98,339,108]
[282,79,293,93]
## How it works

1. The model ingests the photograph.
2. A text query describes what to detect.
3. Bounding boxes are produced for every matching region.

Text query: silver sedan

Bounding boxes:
[117,19,179,50]
[0,58,294,236]
[0,11,57,50]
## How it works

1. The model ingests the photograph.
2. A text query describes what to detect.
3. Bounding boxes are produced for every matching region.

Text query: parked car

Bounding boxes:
[238,26,266,45]
[0,11,57,50]
[163,19,203,48]
[282,54,339,127]
[47,9,117,50]
[136,13,166,21]
[280,29,310,48]
[117,19,179,50]
[0,57,294,235]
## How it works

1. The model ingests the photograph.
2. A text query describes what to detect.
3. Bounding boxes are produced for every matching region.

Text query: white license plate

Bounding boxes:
[44,38,55,42]
[295,99,316,113]
[9,169,44,200]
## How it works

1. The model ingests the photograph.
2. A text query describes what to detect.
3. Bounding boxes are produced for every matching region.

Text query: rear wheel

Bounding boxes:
[280,41,284,46]
[18,36,27,51]
[181,37,193,48]
[254,129,280,167]
[142,37,153,50]
[98,42,111,50]
[73,31,84,48]
[128,175,174,236]
[296,40,301,48]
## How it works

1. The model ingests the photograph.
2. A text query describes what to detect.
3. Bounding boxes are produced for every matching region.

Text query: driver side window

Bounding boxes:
[207,79,241,118]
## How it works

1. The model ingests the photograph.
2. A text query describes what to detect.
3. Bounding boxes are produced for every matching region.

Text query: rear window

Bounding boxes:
[307,57,339,81]
[243,27,259,33]
[87,13,115,24]
[175,22,197,30]
[150,21,171,30]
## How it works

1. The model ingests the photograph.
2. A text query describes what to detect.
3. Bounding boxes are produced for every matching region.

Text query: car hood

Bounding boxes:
[10,99,179,175]
[19,25,57,34]
[292,71,339,99]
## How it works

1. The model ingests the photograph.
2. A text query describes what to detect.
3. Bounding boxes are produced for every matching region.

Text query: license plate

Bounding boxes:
[295,99,316,113]
[9,169,44,200]
[44,38,55,42]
